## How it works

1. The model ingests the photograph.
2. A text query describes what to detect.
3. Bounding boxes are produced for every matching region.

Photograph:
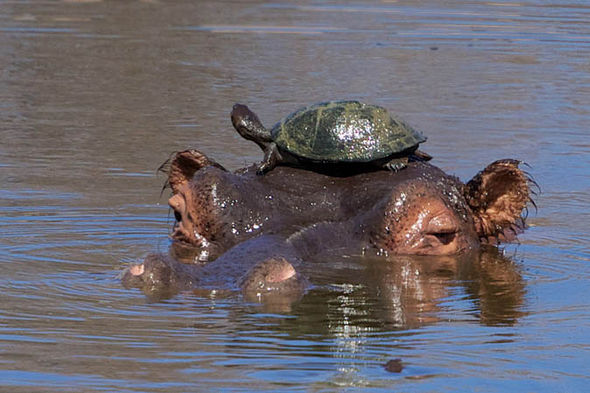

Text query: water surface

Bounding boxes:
[1,0,589,391]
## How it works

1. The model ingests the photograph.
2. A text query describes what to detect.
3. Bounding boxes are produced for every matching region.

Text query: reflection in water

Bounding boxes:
[166,245,526,331]
[205,247,527,387]
[292,247,526,335]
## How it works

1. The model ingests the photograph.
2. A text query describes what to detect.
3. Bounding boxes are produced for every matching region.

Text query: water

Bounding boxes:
[1,0,589,391]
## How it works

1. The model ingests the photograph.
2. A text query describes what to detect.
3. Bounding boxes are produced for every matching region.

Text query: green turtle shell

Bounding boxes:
[270,101,426,163]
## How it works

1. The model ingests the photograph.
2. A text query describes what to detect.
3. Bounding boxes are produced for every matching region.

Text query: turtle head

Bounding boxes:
[231,103,272,148]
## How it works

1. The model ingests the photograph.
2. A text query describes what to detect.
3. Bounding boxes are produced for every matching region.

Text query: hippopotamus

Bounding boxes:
[122,149,534,305]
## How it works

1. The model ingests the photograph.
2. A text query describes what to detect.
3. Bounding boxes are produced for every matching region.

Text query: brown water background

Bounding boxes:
[1,0,589,391]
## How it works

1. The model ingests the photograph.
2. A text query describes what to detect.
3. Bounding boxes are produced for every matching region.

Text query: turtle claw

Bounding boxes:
[256,160,273,176]
[384,159,408,172]
[255,143,279,175]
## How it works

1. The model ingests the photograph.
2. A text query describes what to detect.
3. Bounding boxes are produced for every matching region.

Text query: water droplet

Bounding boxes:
[198,250,209,262]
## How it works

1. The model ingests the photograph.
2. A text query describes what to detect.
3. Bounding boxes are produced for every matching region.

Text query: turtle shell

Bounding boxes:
[270,101,426,163]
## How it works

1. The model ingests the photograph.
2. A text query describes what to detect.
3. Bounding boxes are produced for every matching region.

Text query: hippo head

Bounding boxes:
[163,150,534,258]
[123,149,533,306]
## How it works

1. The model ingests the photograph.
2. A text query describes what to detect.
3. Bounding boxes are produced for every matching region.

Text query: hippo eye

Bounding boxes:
[424,213,459,246]
[431,231,456,245]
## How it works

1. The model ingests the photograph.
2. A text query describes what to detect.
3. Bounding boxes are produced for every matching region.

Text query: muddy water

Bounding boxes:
[1,0,589,391]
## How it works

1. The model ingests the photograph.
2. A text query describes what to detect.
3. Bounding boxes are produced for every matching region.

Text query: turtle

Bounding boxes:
[230,100,431,175]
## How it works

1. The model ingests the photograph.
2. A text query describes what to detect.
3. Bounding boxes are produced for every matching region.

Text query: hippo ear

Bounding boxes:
[463,159,536,244]
[159,149,226,194]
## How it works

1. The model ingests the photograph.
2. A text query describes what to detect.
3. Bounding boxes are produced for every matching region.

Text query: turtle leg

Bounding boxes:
[383,157,408,172]
[257,142,281,175]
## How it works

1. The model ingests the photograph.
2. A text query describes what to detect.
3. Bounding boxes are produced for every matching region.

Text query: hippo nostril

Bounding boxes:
[174,210,182,222]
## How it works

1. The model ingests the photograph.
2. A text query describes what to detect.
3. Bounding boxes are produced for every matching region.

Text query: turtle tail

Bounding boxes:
[410,149,432,162]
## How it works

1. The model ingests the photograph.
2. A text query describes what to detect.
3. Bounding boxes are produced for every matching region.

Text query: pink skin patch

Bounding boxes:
[267,262,296,283]
[129,264,145,276]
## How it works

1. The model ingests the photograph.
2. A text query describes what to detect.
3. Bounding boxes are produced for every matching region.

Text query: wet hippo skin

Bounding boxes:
[123,149,534,304]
